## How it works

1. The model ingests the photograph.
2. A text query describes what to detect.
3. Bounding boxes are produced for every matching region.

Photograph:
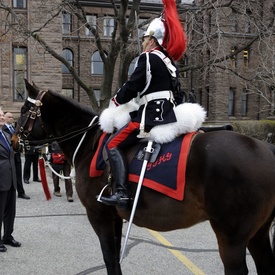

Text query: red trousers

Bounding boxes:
[107,121,140,150]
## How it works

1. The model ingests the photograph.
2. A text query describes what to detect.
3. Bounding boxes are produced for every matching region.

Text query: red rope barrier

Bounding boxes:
[38,157,51,201]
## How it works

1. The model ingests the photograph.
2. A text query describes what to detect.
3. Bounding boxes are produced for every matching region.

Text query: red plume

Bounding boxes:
[162,0,187,61]
[39,157,51,201]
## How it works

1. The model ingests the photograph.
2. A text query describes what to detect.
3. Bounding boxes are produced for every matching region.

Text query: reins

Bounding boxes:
[22,122,99,147]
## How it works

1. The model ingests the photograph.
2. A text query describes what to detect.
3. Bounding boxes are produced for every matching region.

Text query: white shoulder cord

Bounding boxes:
[139,52,152,97]
[151,50,177,78]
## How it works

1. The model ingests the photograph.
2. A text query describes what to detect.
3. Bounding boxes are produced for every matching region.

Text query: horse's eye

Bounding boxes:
[21,105,28,114]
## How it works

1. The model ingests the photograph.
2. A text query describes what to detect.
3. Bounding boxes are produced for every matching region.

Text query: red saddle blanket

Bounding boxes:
[90,132,196,201]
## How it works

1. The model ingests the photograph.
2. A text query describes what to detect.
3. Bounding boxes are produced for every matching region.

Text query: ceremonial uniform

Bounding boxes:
[115,49,177,131]
[107,48,177,151]
[99,0,187,207]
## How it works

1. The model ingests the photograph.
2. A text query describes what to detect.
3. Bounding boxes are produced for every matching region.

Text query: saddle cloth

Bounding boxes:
[89,132,196,201]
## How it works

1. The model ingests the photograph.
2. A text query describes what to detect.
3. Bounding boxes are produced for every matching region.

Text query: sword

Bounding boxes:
[120,140,154,263]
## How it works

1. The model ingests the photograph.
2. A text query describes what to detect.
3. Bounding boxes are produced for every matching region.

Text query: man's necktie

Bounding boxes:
[0,131,10,151]
[9,125,15,134]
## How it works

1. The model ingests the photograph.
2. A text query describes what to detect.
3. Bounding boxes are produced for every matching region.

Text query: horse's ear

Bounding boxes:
[32,81,39,90]
[24,78,38,98]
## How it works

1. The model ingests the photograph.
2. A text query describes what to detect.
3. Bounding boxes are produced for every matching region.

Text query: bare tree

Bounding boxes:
[179,0,275,118]
[1,0,274,117]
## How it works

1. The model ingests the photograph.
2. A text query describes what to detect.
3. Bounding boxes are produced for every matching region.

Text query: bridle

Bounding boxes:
[18,90,99,158]
[18,90,49,144]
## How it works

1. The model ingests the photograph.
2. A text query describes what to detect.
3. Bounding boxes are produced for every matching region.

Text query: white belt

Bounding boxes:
[137,90,174,138]
[139,90,174,106]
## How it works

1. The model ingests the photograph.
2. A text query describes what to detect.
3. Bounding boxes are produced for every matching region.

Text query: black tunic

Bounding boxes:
[115,49,177,132]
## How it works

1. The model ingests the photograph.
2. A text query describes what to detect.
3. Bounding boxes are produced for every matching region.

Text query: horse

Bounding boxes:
[13,80,275,275]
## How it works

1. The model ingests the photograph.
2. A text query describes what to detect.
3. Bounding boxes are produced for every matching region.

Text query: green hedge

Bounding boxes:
[231,120,275,143]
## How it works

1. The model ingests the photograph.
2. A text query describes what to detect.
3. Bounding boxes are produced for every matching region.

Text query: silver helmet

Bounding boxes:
[143,17,166,46]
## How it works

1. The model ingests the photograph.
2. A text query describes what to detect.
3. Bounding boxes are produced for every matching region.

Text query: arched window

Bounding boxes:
[91,51,105,75]
[62,49,73,74]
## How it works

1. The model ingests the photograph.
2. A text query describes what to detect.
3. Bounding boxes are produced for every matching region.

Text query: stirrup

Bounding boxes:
[96,184,112,203]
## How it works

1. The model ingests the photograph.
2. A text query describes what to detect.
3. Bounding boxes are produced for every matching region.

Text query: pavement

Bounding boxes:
[1,159,108,275]
[1,158,259,275]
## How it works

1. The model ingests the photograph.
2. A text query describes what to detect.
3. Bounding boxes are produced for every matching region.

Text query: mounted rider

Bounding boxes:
[99,0,191,207]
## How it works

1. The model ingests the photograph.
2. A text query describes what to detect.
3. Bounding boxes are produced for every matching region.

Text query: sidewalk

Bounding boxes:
[1,162,106,275]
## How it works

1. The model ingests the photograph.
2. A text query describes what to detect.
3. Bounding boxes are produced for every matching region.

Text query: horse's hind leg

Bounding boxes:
[248,221,275,275]
[210,221,249,275]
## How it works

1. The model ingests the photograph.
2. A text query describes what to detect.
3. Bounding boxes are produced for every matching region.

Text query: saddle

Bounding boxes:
[90,132,197,201]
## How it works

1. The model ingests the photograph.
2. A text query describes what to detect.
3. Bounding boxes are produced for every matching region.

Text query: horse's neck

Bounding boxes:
[61,127,102,167]
[45,94,100,165]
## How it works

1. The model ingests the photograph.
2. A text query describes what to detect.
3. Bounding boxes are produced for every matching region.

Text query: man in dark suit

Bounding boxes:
[3,112,30,199]
[0,108,21,252]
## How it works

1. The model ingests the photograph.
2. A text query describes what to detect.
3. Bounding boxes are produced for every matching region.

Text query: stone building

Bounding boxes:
[0,0,62,116]
[0,0,274,124]
[183,0,275,123]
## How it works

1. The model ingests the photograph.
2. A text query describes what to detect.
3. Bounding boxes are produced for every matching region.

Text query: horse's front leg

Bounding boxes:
[86,206,123,275]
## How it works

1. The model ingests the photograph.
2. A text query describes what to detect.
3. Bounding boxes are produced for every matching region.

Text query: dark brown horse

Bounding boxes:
[14,80,275,275]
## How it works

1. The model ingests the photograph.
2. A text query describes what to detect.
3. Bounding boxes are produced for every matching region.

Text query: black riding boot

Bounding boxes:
[99,148,130,208]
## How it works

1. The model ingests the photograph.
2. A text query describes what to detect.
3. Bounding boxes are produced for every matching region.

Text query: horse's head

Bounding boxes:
[13,79,52,151]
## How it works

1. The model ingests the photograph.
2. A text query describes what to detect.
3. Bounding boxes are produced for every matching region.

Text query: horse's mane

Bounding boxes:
[47,89,98,117]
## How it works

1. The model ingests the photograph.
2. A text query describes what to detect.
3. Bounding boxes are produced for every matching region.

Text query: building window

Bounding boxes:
[228,88,235,116]
[86,15,97,36]
[103,17,114,37]
[94,89,101,107]
[62,89,74,98]
[244,10,251,33]
[62,12,71,34]
[91,51,105,75]
[231,10,237,32]
[13,0,26,9]
[62,49,73,74]
[241,90,248,116]
[13,47,27,102]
